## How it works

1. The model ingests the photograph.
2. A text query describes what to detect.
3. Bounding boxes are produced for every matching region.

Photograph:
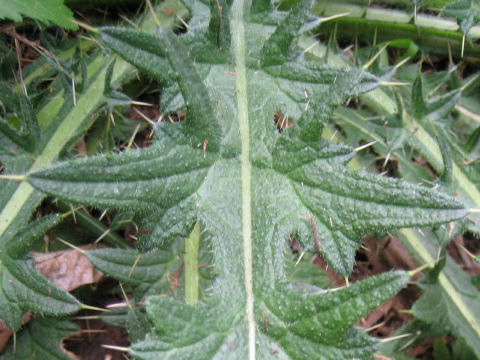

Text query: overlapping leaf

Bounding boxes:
[85,247,183,299]
[0,0,76,30]
[22,0,467,358]
[131,271,409,360]
[411,74,461,124]
[443,0,480,36]
[0,215,80,331]
[1,317,78,359]
[0,85,46,243]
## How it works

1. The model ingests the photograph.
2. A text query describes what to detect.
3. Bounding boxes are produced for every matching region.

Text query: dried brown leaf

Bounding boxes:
[32,245,104,292]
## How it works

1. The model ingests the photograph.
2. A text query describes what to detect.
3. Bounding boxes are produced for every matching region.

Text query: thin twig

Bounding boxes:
[308,216,322,254]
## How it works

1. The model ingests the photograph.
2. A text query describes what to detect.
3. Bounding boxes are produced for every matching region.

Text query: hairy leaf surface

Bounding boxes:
[0,0,188,335]
[443,0,480,36]
[0,215,80,330]
[85,247,184,299]
[1,317,78,359]
[25,0,466,358]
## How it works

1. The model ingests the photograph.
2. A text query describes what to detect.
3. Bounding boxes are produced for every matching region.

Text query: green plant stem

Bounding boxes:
[315,0,451,10]
[314,1,480,57]
[35,53,105,130]
[0,62,111,237]
[185,222,200,305]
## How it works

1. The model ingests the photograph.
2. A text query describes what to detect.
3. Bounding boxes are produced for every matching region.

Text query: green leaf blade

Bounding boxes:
[85,247,181,298]
[130,271,409,359]
[1,317,78,359]
[28,132,216,211]
[260,0,314,66]
[443,0,480,35]
[2,259,80,317]
[0,216,80,330]
[0,0,77,30]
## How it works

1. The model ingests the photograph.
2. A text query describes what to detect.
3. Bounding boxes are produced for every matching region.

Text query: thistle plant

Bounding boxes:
[0,0,479,359]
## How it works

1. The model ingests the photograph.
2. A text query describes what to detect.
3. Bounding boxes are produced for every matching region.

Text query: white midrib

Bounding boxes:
[231,0,255,358]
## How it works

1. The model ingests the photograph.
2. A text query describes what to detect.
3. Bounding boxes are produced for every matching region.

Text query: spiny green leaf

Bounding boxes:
[0,216,80,330]
[156,27,222,151]
[260,0,314,66]
[85,247,182,299]
[1,317,78,359]
[0,0,77,30]
[379,319,450,359]
[6,214,60,259]
[332,79,480,357]
[0,0,188,342]
[0,84,40,154]
[132,271,409,359]
[0,0,185,247]
[284,252,330,289]
[24,0,467,358]
[411,74,461,123]
[99,306,152,343]
[443,0,480,36]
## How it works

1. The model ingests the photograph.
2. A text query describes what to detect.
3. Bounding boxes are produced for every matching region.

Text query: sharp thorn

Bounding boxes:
[379,81,409,87]
[355,141,377,152]
[71,315,100,320]
[380,333,412,343]
[131,100,153,107]
[0,174,26,181]
[56,237,86,254]
[94,229,111,244]
[363,43,388,70]
[81,304,111,312]
[321,12,351,23]
[74,20,99,33]
[294,251,305,267]
[365,321,385,332]
[407,259,437,277]
[101,344,130,352]
[394,57,411,70]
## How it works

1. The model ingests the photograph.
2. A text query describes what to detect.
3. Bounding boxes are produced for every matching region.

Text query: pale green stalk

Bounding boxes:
[185,222,201,305]
[232,0,255,358]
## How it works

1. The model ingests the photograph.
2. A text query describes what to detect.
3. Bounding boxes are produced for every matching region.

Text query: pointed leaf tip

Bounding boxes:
[261,0,315,66]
